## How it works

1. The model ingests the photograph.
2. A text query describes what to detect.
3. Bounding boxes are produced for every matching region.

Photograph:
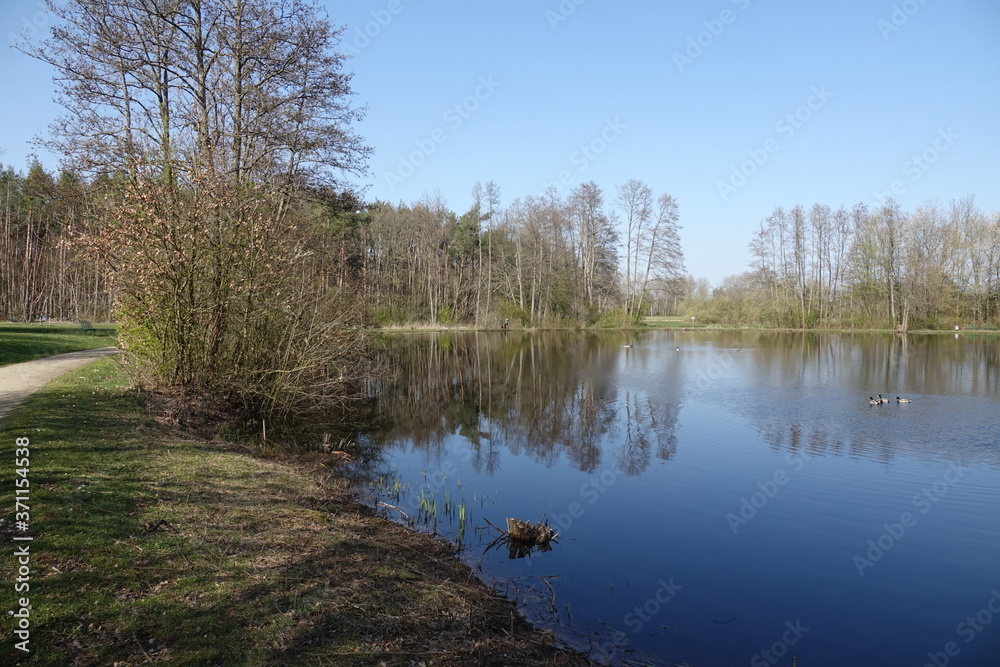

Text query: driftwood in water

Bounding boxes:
[505,518,557,545]
[484,517,558,559]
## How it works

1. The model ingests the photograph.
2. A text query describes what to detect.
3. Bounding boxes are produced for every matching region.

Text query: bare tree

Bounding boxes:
[568,182,618,314]
[808,203,830,323]
[616,179,653,315]
[20,0,370,415]
[790,205,809,328]
[632,193,684,317]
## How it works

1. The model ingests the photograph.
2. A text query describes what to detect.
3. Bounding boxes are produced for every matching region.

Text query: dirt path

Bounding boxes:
[0,347,120,420]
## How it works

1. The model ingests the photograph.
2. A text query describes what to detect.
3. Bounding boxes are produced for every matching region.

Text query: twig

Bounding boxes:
[483,533,508,555]
[377,501,411,521]
[144,518,173,533]
[483,516,505,534]
[131,631,154,664]
[540,576,559,614]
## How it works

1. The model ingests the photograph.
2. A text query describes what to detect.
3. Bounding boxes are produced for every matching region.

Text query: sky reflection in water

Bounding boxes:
[362,331,1000,666]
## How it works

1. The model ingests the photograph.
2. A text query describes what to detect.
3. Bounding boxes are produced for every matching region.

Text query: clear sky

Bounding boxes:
[2,0,998,285]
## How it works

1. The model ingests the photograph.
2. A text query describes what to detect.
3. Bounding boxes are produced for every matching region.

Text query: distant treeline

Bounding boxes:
[0,166,687,328]
[4,160,997,332]
[681,197,1000,330]
[355,178,685,327]
[0,163,112,322]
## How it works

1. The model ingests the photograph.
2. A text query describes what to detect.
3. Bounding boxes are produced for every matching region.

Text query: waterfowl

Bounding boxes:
[896,397,912,403]
[623,344,634,348]
[675,347,680,352]
[877,394,890,404]
[869,397,881,406]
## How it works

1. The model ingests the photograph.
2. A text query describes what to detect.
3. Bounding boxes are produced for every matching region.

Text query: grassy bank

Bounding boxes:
[640,316,705,329]
[0,358,591,666]
[0,324,117,367]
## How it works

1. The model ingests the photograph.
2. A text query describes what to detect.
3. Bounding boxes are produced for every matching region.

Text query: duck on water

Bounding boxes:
[869,395,912,405]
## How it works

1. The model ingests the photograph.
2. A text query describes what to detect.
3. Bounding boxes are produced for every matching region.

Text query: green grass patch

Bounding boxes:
[0,323,117,367]
[641,316,705,328]
[0,359,588,666]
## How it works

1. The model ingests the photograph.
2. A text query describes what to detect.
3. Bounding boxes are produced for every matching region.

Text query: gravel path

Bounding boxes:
[0,347,120,420]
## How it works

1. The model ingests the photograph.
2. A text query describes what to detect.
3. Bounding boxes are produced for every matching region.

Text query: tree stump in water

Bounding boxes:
[505,518,557,546]
[486,517,558,558]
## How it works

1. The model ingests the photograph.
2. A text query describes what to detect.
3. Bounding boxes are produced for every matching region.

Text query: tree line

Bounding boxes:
[6,0,686,343]
[6,156,997,341]
[354,178,685,328]
[1,162,112,322]
[1,162,686,330]
[682,197,1000,330]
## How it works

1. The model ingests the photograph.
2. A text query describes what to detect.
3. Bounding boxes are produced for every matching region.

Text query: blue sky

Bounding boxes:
[3,0,998,285]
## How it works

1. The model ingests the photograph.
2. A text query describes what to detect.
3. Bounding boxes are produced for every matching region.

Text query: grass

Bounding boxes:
[641,316,705,328]
[0,358,590,666]
[0,323,117,367]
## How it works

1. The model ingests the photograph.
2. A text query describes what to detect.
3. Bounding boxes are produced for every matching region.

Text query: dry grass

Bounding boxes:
[0,358,593,666]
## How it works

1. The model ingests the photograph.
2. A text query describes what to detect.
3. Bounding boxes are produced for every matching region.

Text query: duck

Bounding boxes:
[877,394,890,404]
[675,347,680,352]
[896,396,912,403]
[623,344,634,348]
[869,397,881,406]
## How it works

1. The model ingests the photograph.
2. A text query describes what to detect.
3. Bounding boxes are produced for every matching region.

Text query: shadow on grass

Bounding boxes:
[0,358,588,666]
[0,324,117,367]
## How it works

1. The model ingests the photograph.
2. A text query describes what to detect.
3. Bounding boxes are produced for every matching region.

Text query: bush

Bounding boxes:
[499,301,531,327]
[436,306,455,325]
[594,308,638,329]
[90,173,373,419]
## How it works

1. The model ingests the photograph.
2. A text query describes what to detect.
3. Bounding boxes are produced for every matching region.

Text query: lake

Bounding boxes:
[357,330,1000,666]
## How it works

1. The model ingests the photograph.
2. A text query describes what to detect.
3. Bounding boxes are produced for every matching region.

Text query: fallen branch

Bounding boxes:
[377,501,411,521]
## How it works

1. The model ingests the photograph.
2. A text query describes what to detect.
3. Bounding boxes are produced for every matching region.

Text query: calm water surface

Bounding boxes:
[358,331,1000,666]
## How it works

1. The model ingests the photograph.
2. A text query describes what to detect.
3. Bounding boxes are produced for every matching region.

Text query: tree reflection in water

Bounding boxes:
[363,331,683,478]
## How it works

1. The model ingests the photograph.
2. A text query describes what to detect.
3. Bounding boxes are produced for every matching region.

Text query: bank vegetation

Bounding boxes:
[680,197,999,331]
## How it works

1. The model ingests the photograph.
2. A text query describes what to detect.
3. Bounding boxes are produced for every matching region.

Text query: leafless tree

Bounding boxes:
[18,0,371,416]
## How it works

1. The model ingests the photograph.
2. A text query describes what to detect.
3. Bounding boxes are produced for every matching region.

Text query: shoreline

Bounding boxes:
[0,357,595,666]
[375,322,997,335]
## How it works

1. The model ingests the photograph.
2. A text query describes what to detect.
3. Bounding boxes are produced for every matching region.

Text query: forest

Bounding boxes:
[681,196,1000,330]
[4,160,1000,333]
[4,157,998,333]
[0,164,685,329]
